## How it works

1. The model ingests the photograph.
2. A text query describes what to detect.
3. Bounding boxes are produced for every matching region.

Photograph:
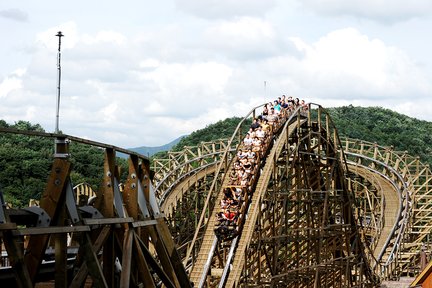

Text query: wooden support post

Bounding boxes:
[135,234,176,288]
[55,209,67,287]
[120,228,133,287]
[95,148,118,286]
[70,227,110,288]
[133,233,157,287]
[123,155,140,220]
[24,158,71,283]
[1,229,33,288]
[153,217,192,288]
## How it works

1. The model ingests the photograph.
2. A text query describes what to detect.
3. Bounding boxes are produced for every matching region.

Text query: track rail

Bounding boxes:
[224,119,304,287]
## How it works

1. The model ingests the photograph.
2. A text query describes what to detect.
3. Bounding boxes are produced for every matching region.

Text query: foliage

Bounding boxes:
[327,105,432,167]
[0,121,53,207]
[68,143,105,190]
[153,107,432,168]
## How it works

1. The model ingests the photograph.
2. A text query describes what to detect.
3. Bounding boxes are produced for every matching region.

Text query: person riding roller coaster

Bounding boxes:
[214,95,307,241]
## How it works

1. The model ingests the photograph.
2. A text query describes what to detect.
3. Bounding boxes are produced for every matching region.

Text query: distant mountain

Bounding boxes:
[128,135,186,157]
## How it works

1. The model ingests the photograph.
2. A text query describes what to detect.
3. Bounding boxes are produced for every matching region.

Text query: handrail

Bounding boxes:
[197,237,219,288]
[217,236,239,288]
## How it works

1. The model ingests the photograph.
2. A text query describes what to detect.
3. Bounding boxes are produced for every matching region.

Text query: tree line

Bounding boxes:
[0,106,430,207]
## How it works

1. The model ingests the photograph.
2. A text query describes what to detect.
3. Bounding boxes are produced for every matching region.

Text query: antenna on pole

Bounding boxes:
[264,80,267,103]
[55,31,64,134]
[53,31,69,158]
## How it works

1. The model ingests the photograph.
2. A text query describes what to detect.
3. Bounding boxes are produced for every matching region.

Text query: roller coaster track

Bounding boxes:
[1,102,430,287]
[158,104,381,286]
[348,165,399,261]
[155,107,432,286]
[221,117,308,288]
[189,107,312,287]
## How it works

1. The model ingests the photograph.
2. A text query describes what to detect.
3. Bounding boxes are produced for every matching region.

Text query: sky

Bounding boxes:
[1,0,431,148]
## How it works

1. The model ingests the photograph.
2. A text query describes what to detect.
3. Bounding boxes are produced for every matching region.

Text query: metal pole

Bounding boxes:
[55,31,64,134]
[54,31,69,158]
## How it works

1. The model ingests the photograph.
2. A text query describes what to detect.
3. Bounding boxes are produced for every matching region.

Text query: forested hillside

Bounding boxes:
[0,120,107,207]
[157,106,432,167]
[328,105,432,165]
[1,106,431,207]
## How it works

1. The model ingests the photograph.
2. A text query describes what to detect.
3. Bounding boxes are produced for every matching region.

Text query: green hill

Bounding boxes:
[157,106,432,167]
[328,105,432,166]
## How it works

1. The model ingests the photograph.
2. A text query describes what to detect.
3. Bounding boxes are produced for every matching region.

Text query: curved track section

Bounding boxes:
[348,165,399,261]
[342,140,413,279]
[153,139,231,199]
[161,164,218,215]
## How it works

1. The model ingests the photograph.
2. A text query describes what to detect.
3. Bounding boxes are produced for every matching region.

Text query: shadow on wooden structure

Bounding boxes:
[0,128,192,288]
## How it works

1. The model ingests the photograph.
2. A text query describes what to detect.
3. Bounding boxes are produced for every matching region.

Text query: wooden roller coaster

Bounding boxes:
[1,101,431,287]
[155,103,432,287]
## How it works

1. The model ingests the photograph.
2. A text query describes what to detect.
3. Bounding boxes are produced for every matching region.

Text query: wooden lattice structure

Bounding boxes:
[0,128,191,287]
[154,108,432,286]
[1,102,430,287]
[158,104,379,287]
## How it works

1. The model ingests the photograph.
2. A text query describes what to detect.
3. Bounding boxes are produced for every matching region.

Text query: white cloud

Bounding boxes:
[139,58,160,69]
[300,0,432,23]
[0,8,28,22]
[101,102,119,122]
[1,2,431,148]
[0,72,23,98]
[204,17,277,59]
[282,28,431,100]
[175,0,276,19]
[81,31,127,46]
[140,61,233,116]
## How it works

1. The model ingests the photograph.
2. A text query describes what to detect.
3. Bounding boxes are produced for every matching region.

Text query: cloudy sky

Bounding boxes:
[1,0,431,148]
